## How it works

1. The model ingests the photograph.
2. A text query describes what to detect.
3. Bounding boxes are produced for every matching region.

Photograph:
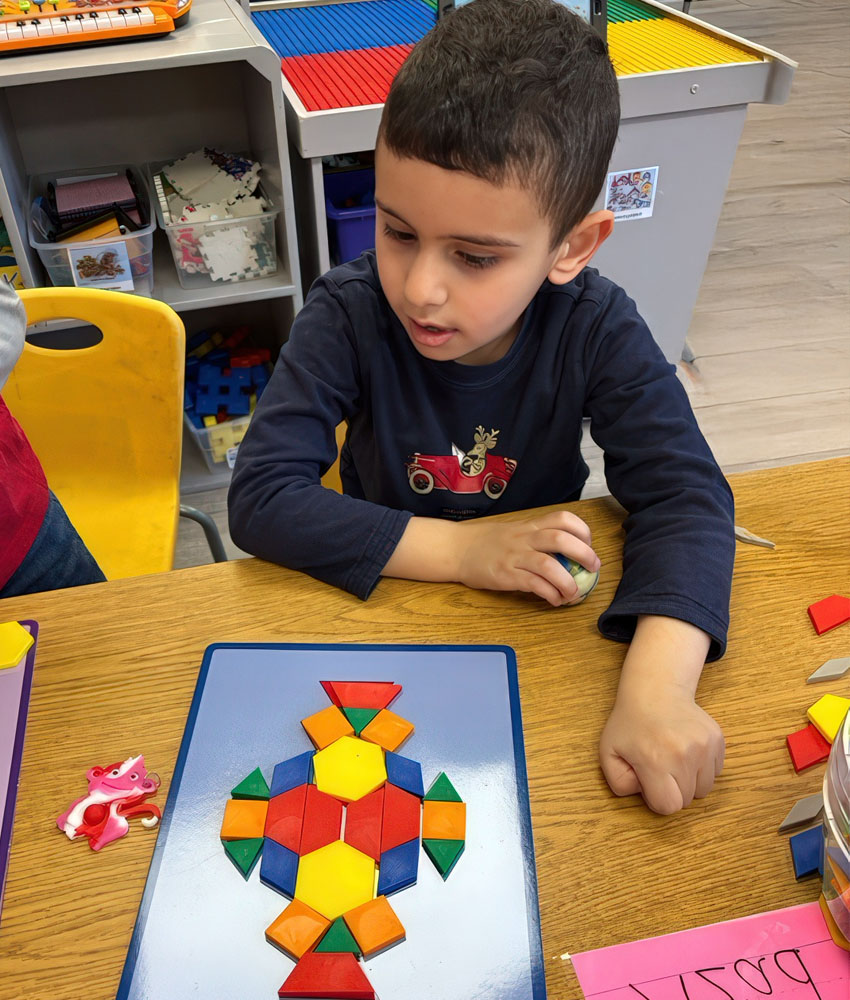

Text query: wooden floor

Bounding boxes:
[175,0,850,567]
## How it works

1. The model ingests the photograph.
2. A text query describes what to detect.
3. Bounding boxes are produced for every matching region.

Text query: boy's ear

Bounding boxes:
[547,210,615,285]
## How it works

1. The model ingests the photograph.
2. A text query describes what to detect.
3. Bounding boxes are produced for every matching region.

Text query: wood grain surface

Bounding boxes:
[0,458,847,999]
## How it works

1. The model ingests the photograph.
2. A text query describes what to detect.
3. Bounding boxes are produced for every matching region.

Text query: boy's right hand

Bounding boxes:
[454,511,600,606]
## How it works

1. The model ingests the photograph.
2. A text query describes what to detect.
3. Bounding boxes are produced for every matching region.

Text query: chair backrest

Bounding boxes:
[321,422,347,493]
[2,287,185,580]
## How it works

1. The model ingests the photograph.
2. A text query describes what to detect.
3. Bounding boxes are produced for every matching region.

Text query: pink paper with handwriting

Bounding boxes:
[572,902,848,1000]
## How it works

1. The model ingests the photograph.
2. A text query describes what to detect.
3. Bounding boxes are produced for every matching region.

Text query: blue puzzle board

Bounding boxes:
[117,643,546,1000]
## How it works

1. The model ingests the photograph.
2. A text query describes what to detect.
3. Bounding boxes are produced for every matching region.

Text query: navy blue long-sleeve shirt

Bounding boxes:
[229,252,735,659]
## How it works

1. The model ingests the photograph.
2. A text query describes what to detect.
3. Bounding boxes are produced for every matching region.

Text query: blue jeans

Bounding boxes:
[0,491,106,598]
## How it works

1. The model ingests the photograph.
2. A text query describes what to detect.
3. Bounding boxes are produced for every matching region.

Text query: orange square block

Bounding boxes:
[220,798,269,840]
[422,800,466,841]
[302,705,355,750]
[266,898,330,959]
[361,709,414,752]
[343,894,405,957]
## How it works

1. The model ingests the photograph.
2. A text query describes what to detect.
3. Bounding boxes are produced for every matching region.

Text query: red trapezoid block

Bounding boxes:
[300,784,344,856]
[265,784,308,852]
[321,681,402,711]
[381,783,420,854]
[278,951,375,999]
[344,785,384,862]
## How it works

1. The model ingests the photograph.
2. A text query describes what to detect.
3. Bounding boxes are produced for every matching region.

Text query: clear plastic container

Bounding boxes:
[821,708,850,946]
[184,411,251,471]
[27,165,155,296]
[148,161,279,289]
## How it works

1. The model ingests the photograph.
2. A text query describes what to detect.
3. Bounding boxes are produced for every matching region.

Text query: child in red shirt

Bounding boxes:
[0,280,104,597]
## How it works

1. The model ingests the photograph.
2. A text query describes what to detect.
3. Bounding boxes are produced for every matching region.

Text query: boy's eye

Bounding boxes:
[458,251,498,270]
[383,223,415,243]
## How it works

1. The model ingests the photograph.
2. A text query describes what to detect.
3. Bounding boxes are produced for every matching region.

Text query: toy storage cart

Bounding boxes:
[243,0,795,363]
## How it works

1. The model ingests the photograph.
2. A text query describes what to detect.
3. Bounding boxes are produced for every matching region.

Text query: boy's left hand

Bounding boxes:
[598,615,725,815]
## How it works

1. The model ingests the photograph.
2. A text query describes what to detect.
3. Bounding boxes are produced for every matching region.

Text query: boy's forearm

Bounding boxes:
[618,614,711,699]
[382,516,463,583]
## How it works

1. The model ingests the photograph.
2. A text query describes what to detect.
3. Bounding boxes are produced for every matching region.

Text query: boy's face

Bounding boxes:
[374,145,568,366]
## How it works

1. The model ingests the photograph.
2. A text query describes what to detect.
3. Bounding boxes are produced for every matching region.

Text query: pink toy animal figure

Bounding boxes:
[56,755,161,852]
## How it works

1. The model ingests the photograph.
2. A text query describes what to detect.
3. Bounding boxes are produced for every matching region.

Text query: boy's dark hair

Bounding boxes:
[377,0,620,248]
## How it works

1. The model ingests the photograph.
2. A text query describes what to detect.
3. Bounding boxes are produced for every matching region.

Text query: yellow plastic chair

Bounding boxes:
[3,287,225,580]
[321,422,347,494]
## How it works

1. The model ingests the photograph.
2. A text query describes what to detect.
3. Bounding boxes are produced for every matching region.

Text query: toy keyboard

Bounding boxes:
[0,0,190,53]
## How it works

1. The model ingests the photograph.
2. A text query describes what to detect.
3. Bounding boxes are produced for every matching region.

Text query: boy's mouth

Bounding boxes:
[408,317,457,347]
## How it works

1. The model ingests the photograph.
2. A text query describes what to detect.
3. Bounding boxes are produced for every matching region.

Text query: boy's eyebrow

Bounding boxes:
[376,199,521,248]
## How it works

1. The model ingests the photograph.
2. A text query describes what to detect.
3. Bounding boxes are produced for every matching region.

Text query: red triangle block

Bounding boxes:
[278,951,375,998]
[320,681,402,711]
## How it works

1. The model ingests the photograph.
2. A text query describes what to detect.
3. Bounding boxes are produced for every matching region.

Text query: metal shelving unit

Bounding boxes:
[0,0,303,491]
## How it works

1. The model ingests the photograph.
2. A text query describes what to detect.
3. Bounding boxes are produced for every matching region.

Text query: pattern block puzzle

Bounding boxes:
[218,679,466,998]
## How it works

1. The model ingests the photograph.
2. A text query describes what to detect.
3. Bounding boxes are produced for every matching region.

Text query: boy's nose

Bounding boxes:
[403,254,448,310]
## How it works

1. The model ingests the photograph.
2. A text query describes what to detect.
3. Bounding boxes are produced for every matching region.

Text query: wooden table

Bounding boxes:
[0,458,848,999]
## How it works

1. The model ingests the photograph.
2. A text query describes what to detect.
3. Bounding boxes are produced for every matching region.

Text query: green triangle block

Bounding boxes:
[422,838,465,880]
[314,917,362,955]
[231,767,270,800]
[342,707,380,735]
[424,772,462,802]
[222,837,264,879]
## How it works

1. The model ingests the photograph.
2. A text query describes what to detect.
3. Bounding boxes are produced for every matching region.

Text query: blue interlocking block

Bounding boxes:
[789,825,823,879]
[259,838,299,897]
[385,751,424,798]
[270,751,314,797]
[196,365,251,416]
[377,837,418,896]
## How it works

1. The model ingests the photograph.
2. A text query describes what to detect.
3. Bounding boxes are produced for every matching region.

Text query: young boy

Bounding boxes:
[0,279,105,597]
[229,0,734,816]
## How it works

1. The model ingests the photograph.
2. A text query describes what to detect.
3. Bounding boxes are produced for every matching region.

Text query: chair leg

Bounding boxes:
[179,505,228,563]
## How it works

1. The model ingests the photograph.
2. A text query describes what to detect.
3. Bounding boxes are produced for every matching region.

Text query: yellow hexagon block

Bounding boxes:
[0,621,34,671]
[313,736,387,803]
[295,840,376,920]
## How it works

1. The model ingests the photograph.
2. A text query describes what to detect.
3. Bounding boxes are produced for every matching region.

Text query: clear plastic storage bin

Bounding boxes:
[184,411,251,471]
[149,162,279,289]
[27,165,155,296]
[821,708,850,946]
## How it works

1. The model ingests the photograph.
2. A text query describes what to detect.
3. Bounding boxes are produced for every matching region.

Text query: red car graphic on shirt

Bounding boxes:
[406,450,517,499]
